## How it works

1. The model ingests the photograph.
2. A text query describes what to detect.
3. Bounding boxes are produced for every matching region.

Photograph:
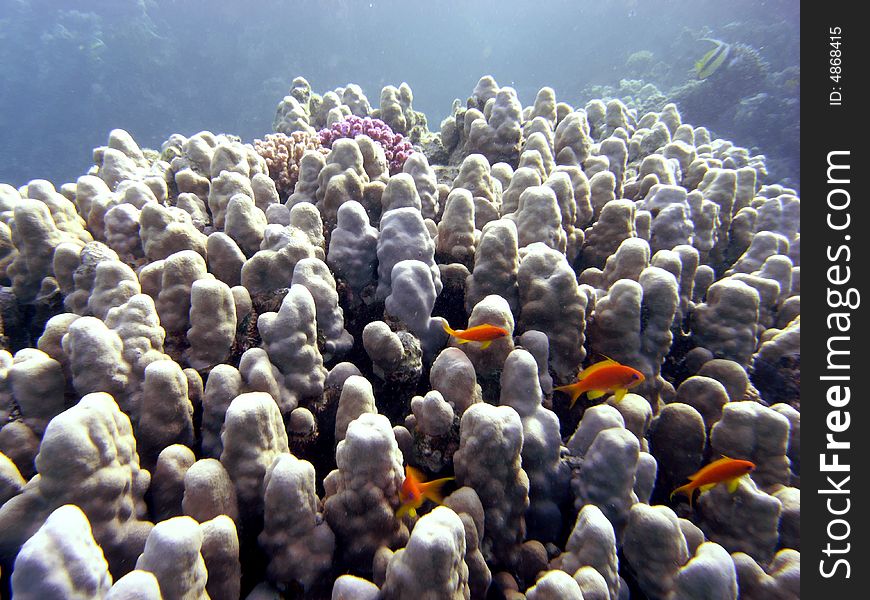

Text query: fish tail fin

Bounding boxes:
[441,319,457,337]
[671,483,694,506]
[554,383,585,408]
[568,386,585,408]
[480,340,492,350]
[420,477,454,505]
[613,388,628,403]
[444,321,470,343]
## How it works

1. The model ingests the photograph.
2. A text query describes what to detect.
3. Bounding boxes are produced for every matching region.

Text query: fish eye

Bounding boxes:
[631,373,639,380]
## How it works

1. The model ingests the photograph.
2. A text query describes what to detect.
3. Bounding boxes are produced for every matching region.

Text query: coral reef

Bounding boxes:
[318,115,414,175]
[254,132,329,200]
[11,504,112,599]
[0,76,799,599]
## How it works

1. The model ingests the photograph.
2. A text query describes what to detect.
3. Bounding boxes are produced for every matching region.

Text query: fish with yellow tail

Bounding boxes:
[553,358,644,407]
[441,318,509,350]
[670,457,756,508]
[396,465,454,519]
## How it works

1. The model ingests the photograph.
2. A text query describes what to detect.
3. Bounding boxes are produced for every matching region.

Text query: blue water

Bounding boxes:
[0,0,799,187]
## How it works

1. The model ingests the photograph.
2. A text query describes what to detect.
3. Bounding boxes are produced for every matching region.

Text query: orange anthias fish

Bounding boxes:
[442,319,509,350]
[553,358,644,407]
[396,465,454,519]
[670,457,756,508]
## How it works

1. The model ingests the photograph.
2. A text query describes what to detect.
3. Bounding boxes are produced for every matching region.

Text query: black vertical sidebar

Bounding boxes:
[802,2,868,597]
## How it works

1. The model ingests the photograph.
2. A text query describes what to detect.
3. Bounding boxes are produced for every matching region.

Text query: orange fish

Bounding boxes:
[554,358,644,407]
[396,465,454,519]
[670,457,756,508]
[442,319,509,350]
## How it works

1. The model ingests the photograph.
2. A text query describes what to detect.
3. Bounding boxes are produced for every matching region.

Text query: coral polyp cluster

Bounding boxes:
[319,115,415,175]
[0,75,799,599]
[253,132,328,199]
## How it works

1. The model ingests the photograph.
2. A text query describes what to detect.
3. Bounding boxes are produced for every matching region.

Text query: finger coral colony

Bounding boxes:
[0,75,799,599]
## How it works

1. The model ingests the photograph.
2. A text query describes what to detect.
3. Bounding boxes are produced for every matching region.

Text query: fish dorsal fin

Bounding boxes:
[578,358,620,380]
[405,465,426,483]
[687,456,737,481]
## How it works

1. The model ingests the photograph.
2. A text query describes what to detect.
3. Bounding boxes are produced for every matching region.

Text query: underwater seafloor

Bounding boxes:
[0,76,799,599]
